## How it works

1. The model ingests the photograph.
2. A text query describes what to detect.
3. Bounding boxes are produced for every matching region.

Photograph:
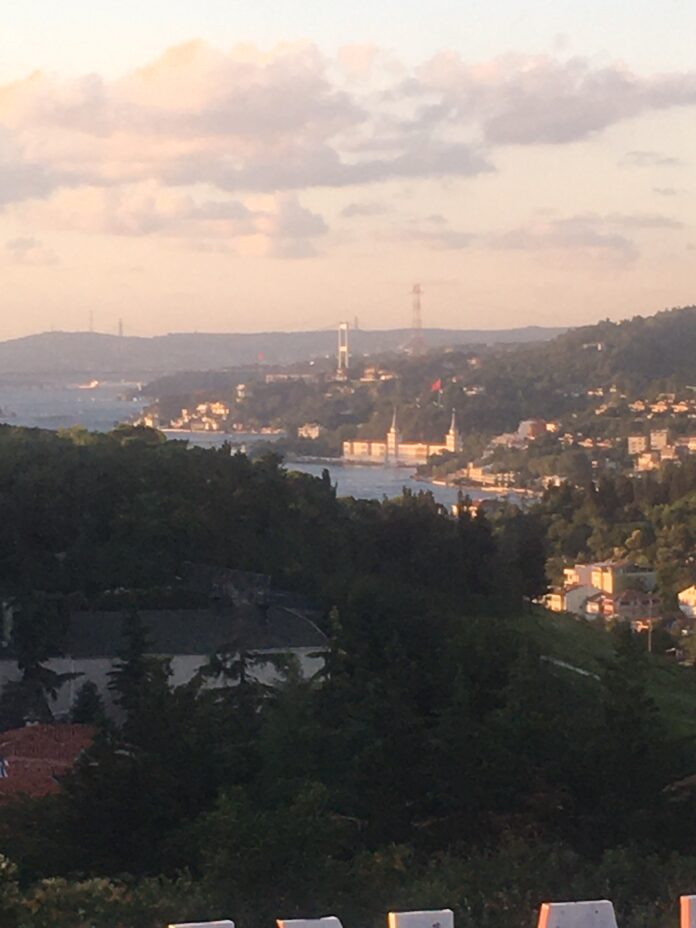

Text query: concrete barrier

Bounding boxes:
[388,910,454,928]
[169,922,235,928]
[681,896,696,928]
[538,901,618,928]
[277,918,343,928]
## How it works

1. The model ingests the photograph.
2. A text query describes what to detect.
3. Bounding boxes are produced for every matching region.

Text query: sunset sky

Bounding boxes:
[1,0,695,338]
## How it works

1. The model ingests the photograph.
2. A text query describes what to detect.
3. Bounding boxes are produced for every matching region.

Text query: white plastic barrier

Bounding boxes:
[277,918,343,928]
[537,901,618,928]
[681,896,696,928]
[169,922,235,928]
[388,910,454,928]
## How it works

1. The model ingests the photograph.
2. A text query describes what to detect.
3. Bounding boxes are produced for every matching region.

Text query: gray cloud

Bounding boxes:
[341,201,390,218]
[622,150,682,167]
[493,217,640,261]
[408,54,696,145]
[392,215,476,250]
[0,42,695,227]
[5,236,58,265]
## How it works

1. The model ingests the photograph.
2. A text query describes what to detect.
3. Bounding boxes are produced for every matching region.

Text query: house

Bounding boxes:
[297,422,325,440]
[0,604,328,720]
[589,561,657,594]
[0,724,95,800]
[636,451,661,472]
[556,562,658,619]
[543,586,596,614]
[627,435,648,455]
[678,585,696,619]
[650,428,671,450]
[582,589,661,623]
[517,419,547,441]
[543,590,565,612]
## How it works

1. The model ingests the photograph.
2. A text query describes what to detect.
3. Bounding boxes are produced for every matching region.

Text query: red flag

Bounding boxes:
[430,378,442,392]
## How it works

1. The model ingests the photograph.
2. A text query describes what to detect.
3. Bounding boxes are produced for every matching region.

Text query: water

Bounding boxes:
[0,379,516,505]
[288,461,463,506]
[287,461,519,507]
[0,377,146,432]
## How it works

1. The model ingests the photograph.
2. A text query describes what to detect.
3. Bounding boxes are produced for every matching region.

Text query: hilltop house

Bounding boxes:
[0,604,327,720]
[545,561,659,622]
[678,585,696,619]
[0,568,328,720]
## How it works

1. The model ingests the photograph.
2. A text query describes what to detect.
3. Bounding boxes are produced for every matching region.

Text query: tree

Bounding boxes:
[71,681,105,726]
[0,594,78,730]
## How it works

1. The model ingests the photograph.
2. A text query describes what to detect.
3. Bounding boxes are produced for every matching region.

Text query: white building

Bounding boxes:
[0,604,328,720]
[343,409,462,465]
[678,585,696,619]
[297,422,325,440]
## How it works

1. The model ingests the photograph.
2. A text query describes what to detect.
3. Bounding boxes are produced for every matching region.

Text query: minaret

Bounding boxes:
[446,408,462,453]
[386,407,401,463]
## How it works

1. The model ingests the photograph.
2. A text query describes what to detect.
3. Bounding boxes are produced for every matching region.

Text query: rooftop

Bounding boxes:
[0,723,95,799]
[0,605,328,661]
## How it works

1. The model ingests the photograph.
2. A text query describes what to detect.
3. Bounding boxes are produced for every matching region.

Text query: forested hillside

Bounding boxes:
[1,426,696,927]
[137,307,696,452]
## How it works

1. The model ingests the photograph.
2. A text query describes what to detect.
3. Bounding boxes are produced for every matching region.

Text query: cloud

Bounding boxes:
[5,236,58,265]
[336,44,381,81]
[601,211,683,229]
[621,150,682,167]
[490,209,683,263]
[653,187,679,196]
[493,217,640,262]
[15,182,326,258]
[389,214,476,250]
[408,53,696,145]
[0,40,695,259]
[0,41,492,202]
[341,200,390,218]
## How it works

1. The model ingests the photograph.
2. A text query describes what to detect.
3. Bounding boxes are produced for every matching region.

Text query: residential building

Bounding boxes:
[628,435,649,455]
[636,451,661,471]
[650,428,671,450]
[589,561,657,594]
[555,562,658,620]
[297,422,325,440]
[661,445,682,463]
[517,419,547,441]
[0,602,328,720]
[678,585,696,619]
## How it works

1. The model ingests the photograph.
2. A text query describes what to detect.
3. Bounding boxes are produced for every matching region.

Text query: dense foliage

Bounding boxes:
[1,426,696,927]
[535,459,696,599]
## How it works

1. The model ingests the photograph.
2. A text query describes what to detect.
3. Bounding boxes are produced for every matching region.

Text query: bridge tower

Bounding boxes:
[337,322,350,380]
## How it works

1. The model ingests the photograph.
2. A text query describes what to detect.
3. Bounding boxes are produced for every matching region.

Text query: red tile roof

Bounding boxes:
[0,723,95,799]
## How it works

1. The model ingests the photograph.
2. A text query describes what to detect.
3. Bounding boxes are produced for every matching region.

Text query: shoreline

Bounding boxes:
[411,473,541,498]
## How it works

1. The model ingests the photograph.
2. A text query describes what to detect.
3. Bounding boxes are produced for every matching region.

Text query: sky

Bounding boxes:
[1,0,695,338]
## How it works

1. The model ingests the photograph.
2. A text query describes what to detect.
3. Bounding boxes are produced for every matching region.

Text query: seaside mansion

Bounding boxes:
[343,409,463,465]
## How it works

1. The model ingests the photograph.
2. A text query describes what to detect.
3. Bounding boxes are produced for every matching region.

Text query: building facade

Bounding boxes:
[343,409,462,465]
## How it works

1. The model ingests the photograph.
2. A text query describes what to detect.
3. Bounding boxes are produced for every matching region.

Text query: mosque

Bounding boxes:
[342,409,463,465]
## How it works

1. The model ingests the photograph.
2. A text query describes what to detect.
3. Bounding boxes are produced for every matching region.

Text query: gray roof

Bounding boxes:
[59,605,328,660]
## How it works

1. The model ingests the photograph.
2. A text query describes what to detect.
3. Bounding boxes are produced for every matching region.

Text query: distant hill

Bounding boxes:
[490,306,696,394]
[0,327,565,375]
